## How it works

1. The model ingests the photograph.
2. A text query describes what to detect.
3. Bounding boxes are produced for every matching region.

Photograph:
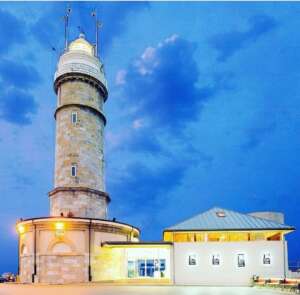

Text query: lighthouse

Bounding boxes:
[16,33,139,284]
[49,33,110,219]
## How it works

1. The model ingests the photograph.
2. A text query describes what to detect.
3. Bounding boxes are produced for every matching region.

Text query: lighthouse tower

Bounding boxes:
[16,33,139,284]
[49,33,110,219]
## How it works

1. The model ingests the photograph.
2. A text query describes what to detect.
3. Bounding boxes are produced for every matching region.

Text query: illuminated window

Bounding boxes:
[71,164,77,177]
[263,252,271,265]
[127,260,135,278]
[237,253,246,268]
[71,112,78,124]
[211,254,221,266]
[187,254,198,266]
[127,259,166,278]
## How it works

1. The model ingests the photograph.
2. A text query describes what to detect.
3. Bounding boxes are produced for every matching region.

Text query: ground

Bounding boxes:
[0,285,288,295]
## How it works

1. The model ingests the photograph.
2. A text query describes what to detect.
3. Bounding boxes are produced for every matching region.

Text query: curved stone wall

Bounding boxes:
[54,105,105,191]
[17,218,140,284]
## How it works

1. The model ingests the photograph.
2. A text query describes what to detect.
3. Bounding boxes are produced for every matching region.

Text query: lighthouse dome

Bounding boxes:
[68,34,94,56]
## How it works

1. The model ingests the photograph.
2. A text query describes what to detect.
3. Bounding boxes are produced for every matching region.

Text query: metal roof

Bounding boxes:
[165,207,295,232]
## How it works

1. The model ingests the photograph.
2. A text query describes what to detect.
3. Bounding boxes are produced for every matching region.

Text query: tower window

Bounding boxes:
[71,164,77,177]
[71,112,78,124]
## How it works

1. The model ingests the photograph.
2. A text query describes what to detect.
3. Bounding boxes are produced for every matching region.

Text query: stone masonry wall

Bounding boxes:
[38,255,88,284]
[54,106,105,191]
[20,256,33,283]
[50,190,107,218]
[58,80,104,112]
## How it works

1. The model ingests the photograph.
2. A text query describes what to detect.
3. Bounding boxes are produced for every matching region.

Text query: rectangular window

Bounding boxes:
[146,259,154,277]
[187,254,197,266]
[212,254,221,266]
[237,253,246,268]
[71,112,78,124]
[130,258,166,278]
[71,164,77,177]
[263,253,271,265]
[127,260,135,278]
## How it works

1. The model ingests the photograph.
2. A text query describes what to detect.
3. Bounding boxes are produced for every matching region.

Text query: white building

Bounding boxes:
[94,207,294,286]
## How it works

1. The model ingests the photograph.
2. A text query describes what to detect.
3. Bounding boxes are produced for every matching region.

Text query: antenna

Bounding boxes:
[92,10,102,57]
[64,6,71,51]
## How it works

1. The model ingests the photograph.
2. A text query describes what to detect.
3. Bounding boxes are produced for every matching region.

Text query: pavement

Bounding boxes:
[0,284,289,295]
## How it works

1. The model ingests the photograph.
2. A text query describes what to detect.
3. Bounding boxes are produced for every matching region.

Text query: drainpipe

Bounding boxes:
[32,222,37,283]
[172,243,175,285]
[88,220,92,282]
[17,230,20,277]
[283,238,287,280]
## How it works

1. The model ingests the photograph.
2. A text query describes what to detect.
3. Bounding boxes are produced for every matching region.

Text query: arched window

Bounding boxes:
[51,242,72,254]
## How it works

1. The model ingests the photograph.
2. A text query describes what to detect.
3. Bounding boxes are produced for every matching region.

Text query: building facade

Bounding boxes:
[16,34,295,286]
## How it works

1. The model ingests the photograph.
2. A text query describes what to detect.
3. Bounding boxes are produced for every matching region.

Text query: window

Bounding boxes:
[127,260,135,278]
[128,259,166,278]
[71,112,78,124]
[212,254,221,266]
[237,253,246,268]
[187,254,198,266]
[263,252,271,265]
[71,164,77,177]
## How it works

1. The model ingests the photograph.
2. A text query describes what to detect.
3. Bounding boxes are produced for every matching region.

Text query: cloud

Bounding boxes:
[0,89,38,125]
[30,3,66,50]
[0,60,41,125]
[210,14,279,62]
[241,121,276,151]
[108,161,186,211]
[121,35,201,132]
[115,69,127,85]
[0,9,26,53]
[0,59,41,89]
[113,35,233,155]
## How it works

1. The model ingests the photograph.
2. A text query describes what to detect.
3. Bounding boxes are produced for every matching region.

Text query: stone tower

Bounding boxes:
[16,32,139,285]
[49,33,110,219]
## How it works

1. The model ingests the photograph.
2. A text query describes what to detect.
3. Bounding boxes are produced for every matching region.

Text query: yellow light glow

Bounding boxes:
[55,222,65,230]
[69,38,94,56]
[164,230,291,243]
[17,225,25,234]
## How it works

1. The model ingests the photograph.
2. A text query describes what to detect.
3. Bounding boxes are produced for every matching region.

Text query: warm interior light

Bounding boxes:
[17,225,25,234]
[55,222,65,237]
[55,222,65,230]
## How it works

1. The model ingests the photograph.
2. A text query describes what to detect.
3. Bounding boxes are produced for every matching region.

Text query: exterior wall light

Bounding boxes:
[55,222,65,237]
[17,225,25,234]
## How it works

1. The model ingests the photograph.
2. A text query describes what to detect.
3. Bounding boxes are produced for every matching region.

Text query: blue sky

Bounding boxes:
[0,2,300,273]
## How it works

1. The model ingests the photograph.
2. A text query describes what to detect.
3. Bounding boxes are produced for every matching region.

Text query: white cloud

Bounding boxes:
[164,34,179,44]
[141,46,156,61]
[132,118,145,130]
[115,69,127,85]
